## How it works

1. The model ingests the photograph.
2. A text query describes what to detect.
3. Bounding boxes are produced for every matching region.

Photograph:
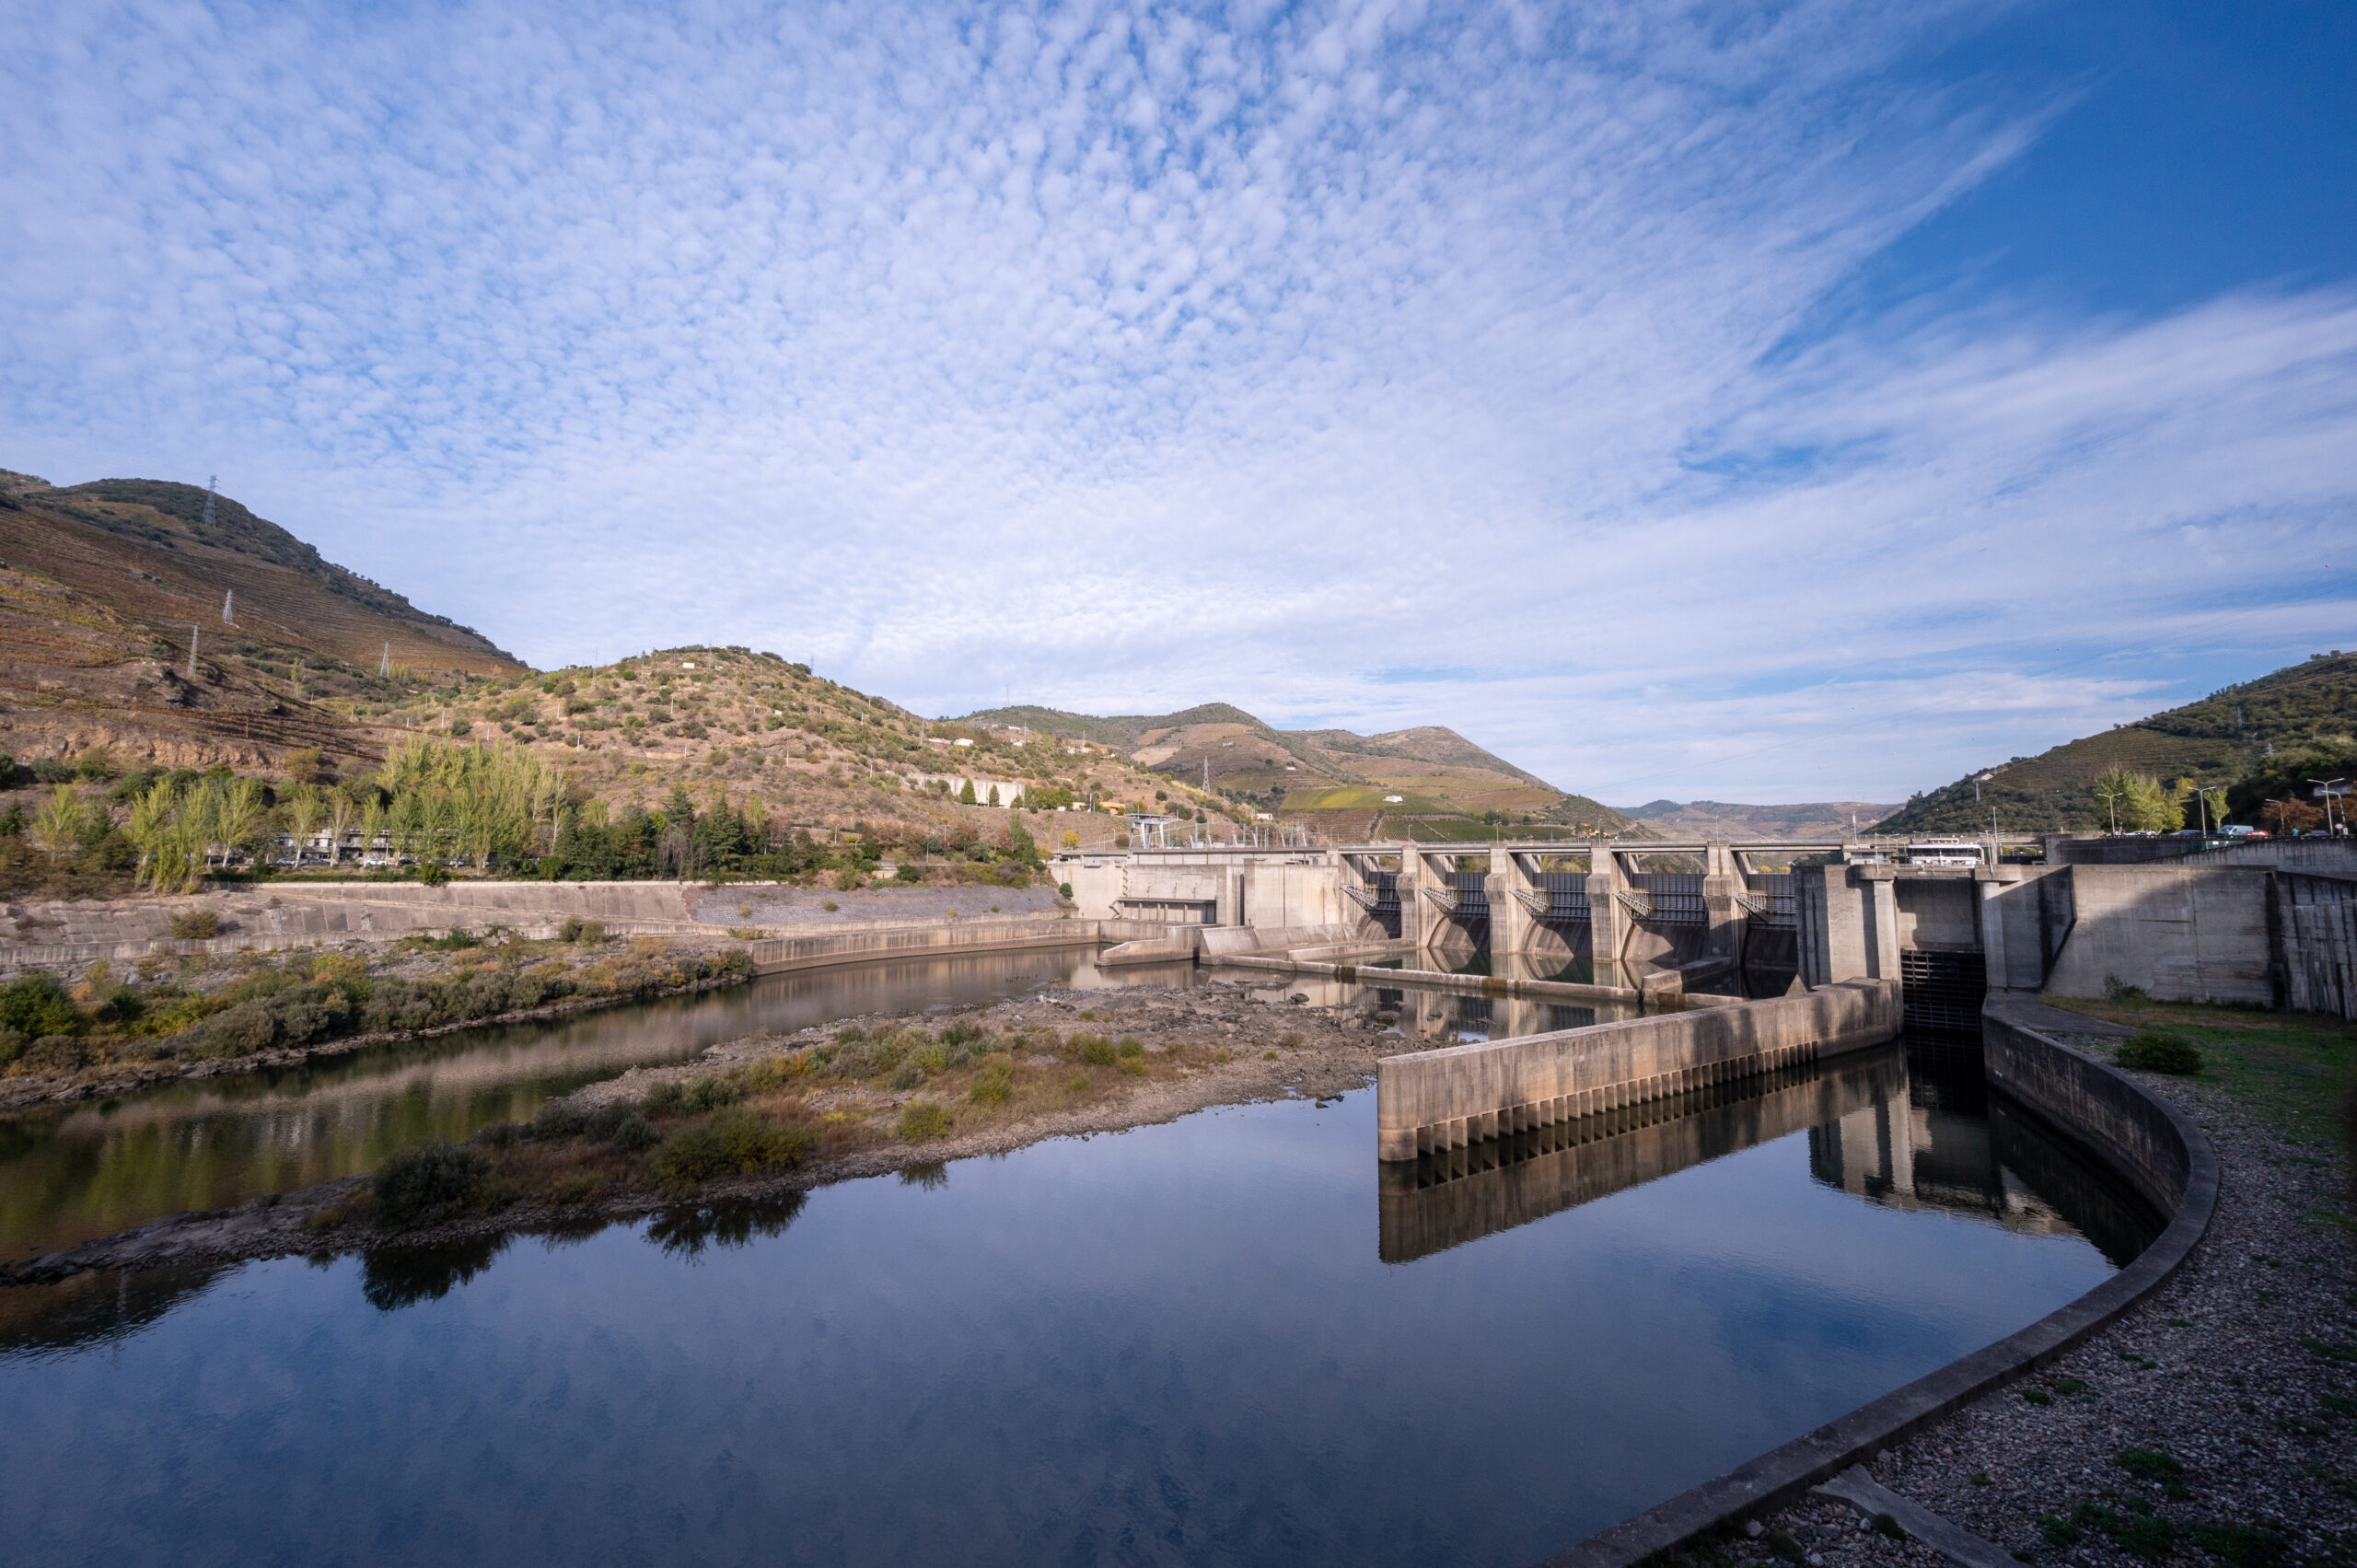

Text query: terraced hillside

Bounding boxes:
[1878,651,2357,834]
[963,702,1638,840]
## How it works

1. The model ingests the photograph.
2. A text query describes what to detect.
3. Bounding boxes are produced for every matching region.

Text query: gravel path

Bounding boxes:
[1724,1057,2356,1568]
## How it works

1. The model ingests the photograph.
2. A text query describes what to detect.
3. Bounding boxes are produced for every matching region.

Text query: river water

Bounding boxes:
[0,954,2157,1567]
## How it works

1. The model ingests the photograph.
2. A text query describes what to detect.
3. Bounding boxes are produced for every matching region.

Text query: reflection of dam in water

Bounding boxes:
[1377,1040,2159,1267]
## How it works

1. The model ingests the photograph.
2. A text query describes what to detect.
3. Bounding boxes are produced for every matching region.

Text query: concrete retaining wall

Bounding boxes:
[2042,864,2273,1005]
[1542,997,2216,1568]
[743,916,1124,975]
[0,880,710,971]
[1375,980,1900,1162]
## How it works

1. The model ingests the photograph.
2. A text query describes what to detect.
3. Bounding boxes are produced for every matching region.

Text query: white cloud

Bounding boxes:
[2,0,2351,800]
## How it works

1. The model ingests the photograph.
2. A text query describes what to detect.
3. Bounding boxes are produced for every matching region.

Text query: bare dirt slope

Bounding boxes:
[0,470,524,772]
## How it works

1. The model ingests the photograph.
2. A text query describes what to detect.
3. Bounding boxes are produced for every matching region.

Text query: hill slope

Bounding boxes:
[1877,651,2357,834]
[962,701,1640,839]
[0,470,527,772]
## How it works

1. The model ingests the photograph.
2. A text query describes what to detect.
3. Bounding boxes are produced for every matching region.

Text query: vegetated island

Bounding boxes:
[0,927,755,1110]
[4,980,1397,1283]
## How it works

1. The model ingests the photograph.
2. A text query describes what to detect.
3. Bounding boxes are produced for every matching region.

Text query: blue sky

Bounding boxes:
[4,0,2351,803]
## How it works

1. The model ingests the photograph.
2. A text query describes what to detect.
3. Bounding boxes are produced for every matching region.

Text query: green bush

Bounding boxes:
[1116,1037,1144,1059]
[1074,1032,1115,1066]
[897,1100,952,1140]
[23,1034,87,1072]
[2117,1031,2203,1074]
[895,863,923,883]
[374,1144,489,1227]
[168,909,221,940]
[93,985,145,1025]
[0,1025,24,1069]
[653,1109,811,1185]
[0,972,81,1039]
[970,1059,1014,1104]
[682,1074,743,1113]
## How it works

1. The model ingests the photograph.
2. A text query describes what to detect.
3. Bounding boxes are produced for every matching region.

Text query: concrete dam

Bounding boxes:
[1053,834,2351,1166]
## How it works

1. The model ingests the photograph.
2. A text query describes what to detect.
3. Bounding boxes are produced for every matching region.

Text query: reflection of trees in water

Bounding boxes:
[899,1162,949,1190]
[362,1237,510,1311]
[0,1260,234,1357]
[646,1191,809,1260]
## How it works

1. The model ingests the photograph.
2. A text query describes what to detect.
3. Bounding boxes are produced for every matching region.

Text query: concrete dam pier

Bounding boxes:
[1373,980,1902,1162]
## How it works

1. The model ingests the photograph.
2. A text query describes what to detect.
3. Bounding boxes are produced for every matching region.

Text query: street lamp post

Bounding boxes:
[2309,777,2349,837]
[2095,787,2126,835]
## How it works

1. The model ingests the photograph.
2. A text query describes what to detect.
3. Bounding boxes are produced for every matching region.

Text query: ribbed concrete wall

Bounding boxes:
[2275,872,2357,1020]
[1378,1049,1907,1262]
[1375,979,1900,1161]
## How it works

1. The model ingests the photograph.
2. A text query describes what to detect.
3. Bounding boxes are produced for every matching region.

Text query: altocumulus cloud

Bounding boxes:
[3,0,2351,799]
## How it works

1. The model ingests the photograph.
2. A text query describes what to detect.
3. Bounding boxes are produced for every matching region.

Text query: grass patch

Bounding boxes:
[2188,1522,2285,1566]
[2043,995,2357,1146]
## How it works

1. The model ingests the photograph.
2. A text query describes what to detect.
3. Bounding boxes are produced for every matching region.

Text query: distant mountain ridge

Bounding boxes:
[961,700,1639,837]
[1620,799,1903,841]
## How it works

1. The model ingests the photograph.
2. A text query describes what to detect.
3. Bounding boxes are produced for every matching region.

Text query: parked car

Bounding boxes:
[2218,825,2268,839]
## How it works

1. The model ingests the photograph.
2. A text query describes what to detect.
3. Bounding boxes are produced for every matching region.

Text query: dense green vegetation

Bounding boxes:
[0,734,1048,893]
[1883,652,2357,834]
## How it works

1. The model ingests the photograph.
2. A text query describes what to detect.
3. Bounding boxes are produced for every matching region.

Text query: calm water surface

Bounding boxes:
[0,947,1181,1262]
[0,1036,2154,1568]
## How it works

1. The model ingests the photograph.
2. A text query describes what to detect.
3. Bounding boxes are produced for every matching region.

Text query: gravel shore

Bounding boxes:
[1724,1054,2355,1568]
